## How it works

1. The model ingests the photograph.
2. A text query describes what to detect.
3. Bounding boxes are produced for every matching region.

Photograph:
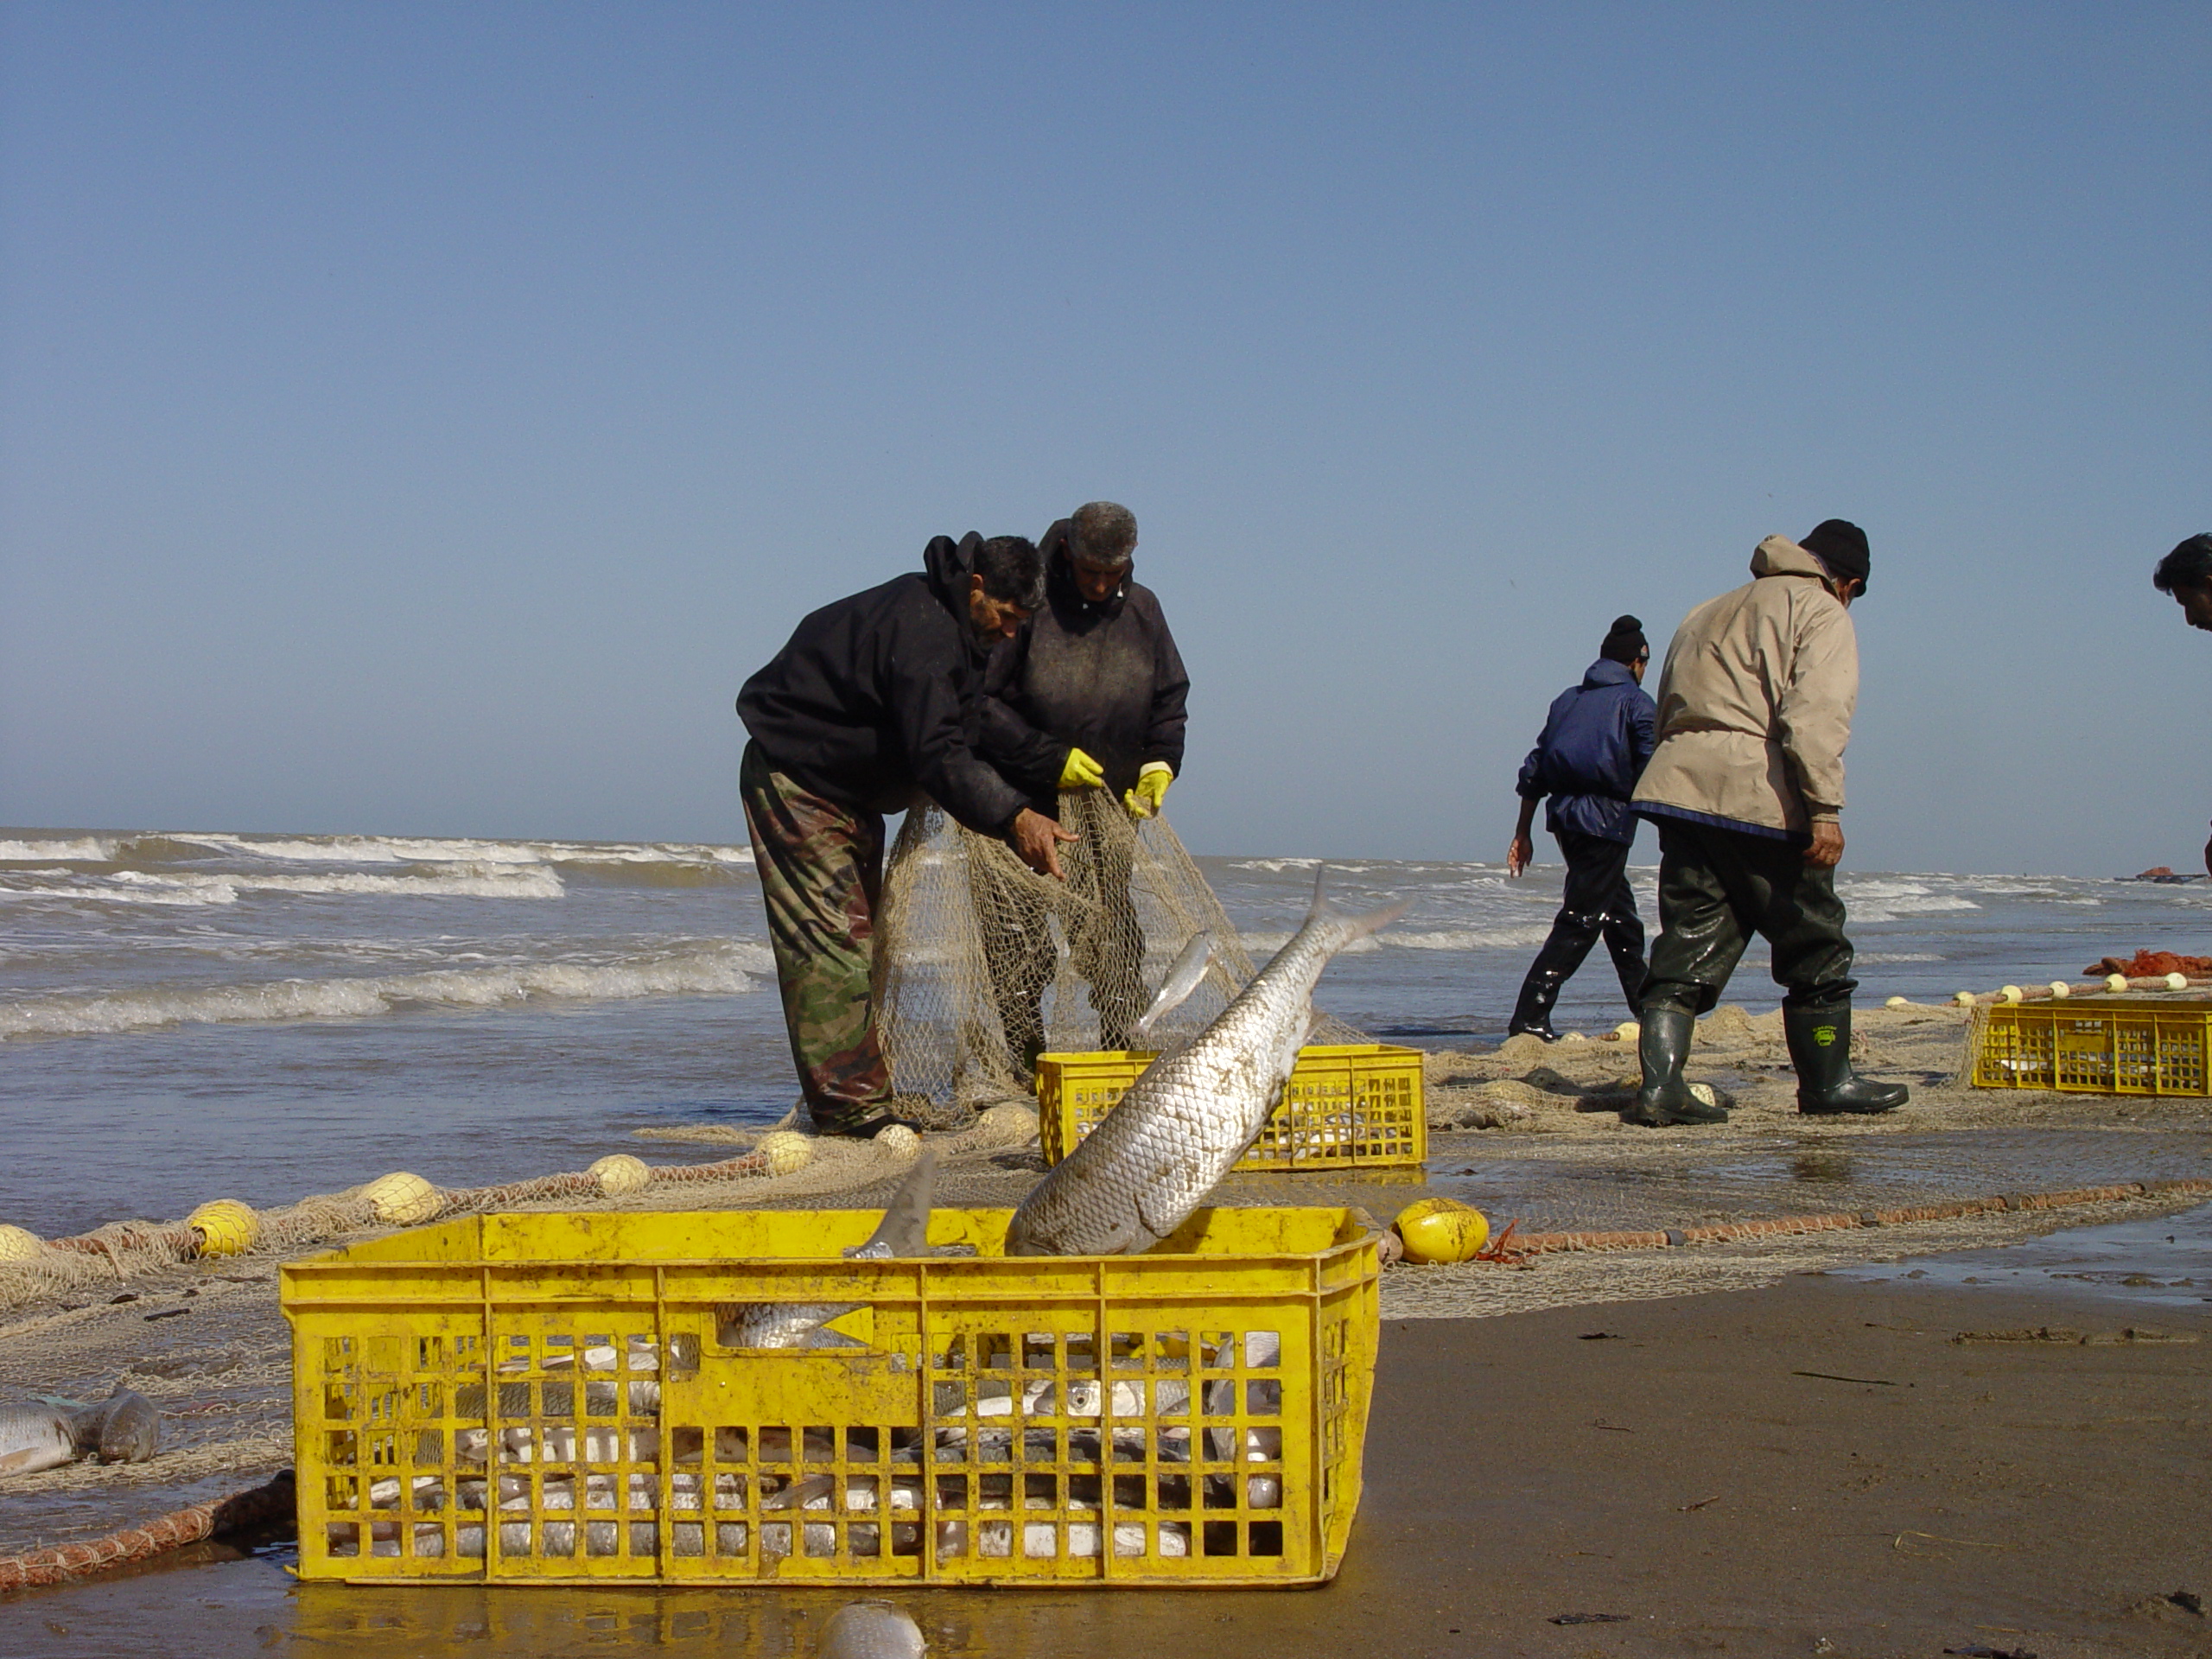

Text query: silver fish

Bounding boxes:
[0,1404,79,1476]
[717,1301,863,1351]
[1007,874,1403,1255]
[1128,932,1216,1048]
[819,1600,926,1659]
[844,1147,938,1261]
[721,1149,940,1348]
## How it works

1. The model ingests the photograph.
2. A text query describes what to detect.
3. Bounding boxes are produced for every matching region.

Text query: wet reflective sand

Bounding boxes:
[13,1238,2211,1658]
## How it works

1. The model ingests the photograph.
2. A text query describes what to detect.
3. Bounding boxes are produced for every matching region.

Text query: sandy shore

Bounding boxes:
[10,1259,2209,1658]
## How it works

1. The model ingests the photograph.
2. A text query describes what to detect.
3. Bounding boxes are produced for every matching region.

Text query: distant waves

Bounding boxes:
[0,940,774,1039]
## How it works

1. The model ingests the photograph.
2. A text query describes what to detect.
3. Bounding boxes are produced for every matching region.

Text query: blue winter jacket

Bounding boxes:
[1516,658,1659,845]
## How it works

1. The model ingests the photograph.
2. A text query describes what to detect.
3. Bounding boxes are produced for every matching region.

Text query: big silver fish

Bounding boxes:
[1006,875,1403,1255]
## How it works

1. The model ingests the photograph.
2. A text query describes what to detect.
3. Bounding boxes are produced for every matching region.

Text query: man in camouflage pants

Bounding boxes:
[737,532,1071,1136]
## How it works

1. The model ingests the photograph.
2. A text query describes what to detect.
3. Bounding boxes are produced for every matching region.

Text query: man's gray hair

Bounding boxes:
[1069,501,1138,568]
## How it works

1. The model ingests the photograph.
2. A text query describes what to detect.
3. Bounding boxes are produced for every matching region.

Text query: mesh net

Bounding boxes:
[874,795,1360,1115]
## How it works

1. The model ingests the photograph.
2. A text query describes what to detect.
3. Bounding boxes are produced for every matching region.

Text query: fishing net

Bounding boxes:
[874,794,1362,1116]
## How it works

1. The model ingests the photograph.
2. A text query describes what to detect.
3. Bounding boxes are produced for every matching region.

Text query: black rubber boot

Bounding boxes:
[1622,1005,1729,1127]
[1510,914,1604,1040]
[1785,1003,1909,1116]
[1505,970,1564,1042]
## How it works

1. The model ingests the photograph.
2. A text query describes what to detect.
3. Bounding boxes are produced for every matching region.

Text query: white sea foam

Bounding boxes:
[0,942,774,1040]
[158,832,750,868]
[1837,880,1981,924]
[0,836,119,862]
[1229,858,1321,873]
[0,864,567,907]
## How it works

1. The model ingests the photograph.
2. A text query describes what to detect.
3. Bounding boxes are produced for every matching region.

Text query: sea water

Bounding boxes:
[3,826,2209,1237]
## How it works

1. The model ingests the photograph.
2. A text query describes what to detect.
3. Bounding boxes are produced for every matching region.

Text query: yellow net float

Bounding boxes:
[0,1223,46,1262]
[588,1154,651,1198]
[362,1171,441,1226]
[757,1131,814,1176]
[1393,1196,1491,1264]
[2106,974,2128,993]
[188,1198,261,1257]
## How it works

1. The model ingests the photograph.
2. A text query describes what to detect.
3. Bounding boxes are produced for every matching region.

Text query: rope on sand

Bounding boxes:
[1503,1176,2212,1255]
[0,1469,296,1592]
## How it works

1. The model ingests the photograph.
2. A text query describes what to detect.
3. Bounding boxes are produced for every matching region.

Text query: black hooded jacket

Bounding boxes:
[736,534,1029,835]
[979,519,1191,809]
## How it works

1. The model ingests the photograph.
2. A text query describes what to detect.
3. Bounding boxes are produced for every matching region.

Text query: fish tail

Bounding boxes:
[1306,869,1408,948]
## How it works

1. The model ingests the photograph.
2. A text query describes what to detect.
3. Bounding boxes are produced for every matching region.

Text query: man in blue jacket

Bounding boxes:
[1504,615,1659,1040]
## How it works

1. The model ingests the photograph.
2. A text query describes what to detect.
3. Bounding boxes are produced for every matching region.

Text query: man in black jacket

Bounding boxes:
[737,533,1071,1136]
[977,502,1191,1066]
[1504,614,1658,1039]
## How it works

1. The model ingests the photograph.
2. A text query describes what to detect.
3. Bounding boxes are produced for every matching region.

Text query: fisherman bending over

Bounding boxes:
[978,501,1191,1065]
[2153,532,2212,876]
[736,533,1072,1137]
[1504,614,1656,1039]
[1627,520,1909,1126]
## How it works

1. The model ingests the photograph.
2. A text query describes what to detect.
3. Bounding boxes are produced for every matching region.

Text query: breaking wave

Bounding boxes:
[0,865,566,908]
[0,942,774,1040]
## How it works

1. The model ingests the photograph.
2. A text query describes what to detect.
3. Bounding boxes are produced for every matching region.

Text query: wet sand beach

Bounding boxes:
[12,1255,2209,1658]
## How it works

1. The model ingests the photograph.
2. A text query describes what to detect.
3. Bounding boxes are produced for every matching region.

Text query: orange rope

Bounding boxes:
[0,1470,294,1592]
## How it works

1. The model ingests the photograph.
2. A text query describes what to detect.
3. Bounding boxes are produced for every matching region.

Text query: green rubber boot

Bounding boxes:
[1785,1003,1909,1116]
[1622,1005,1729,1127]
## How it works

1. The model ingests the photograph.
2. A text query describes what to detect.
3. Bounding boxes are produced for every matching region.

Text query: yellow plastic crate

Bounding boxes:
[1971,997,2212,1095]
[1036,1044,1427,1172]
[281,1205,1381,1587]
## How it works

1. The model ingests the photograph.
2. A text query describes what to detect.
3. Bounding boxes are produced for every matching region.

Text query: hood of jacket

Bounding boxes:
[922,532,989,656]
[1580,657,1639,691]
[1748,534,1831,583]
[1039,519,1130,621]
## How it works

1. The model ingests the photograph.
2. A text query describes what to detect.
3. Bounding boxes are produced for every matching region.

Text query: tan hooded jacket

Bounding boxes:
[1631,536,1857,838]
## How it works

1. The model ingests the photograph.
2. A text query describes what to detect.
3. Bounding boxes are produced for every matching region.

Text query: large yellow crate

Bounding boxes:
[1036,1044,1427,1171]
[1971,997,2212,1095]
[281,1205,1381,1587]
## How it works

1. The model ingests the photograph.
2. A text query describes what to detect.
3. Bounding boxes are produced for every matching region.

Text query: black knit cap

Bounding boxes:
[1800,518,1871,593]
[1599,613,1648,665]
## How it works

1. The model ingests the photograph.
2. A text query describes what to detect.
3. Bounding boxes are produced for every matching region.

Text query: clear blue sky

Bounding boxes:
[3,4,2205,874]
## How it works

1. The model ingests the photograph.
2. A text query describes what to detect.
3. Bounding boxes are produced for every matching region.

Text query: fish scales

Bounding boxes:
[1007,876,1403,1256]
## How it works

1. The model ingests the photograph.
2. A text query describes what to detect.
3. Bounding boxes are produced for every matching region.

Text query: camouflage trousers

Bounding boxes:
[740,741,892,1131]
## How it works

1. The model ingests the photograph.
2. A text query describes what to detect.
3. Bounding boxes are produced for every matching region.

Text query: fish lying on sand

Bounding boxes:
[721,1149,940,1350]
[0,1404,80,1476]
[1007,874,1404,1256]
[819,1600,926,1659]
[0,1384,162,1475]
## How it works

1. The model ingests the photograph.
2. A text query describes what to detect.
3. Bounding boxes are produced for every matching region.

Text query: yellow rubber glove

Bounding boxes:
[1122,761,1173,817]
[1057,747,1106,791]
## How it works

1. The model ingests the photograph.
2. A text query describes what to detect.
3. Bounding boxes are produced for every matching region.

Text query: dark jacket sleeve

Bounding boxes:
[974,631,1069,799]
[887,613,1028,836]
[1627,688,1658,777]
[1516,741,1548,801]
[1143,606,1191,772]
